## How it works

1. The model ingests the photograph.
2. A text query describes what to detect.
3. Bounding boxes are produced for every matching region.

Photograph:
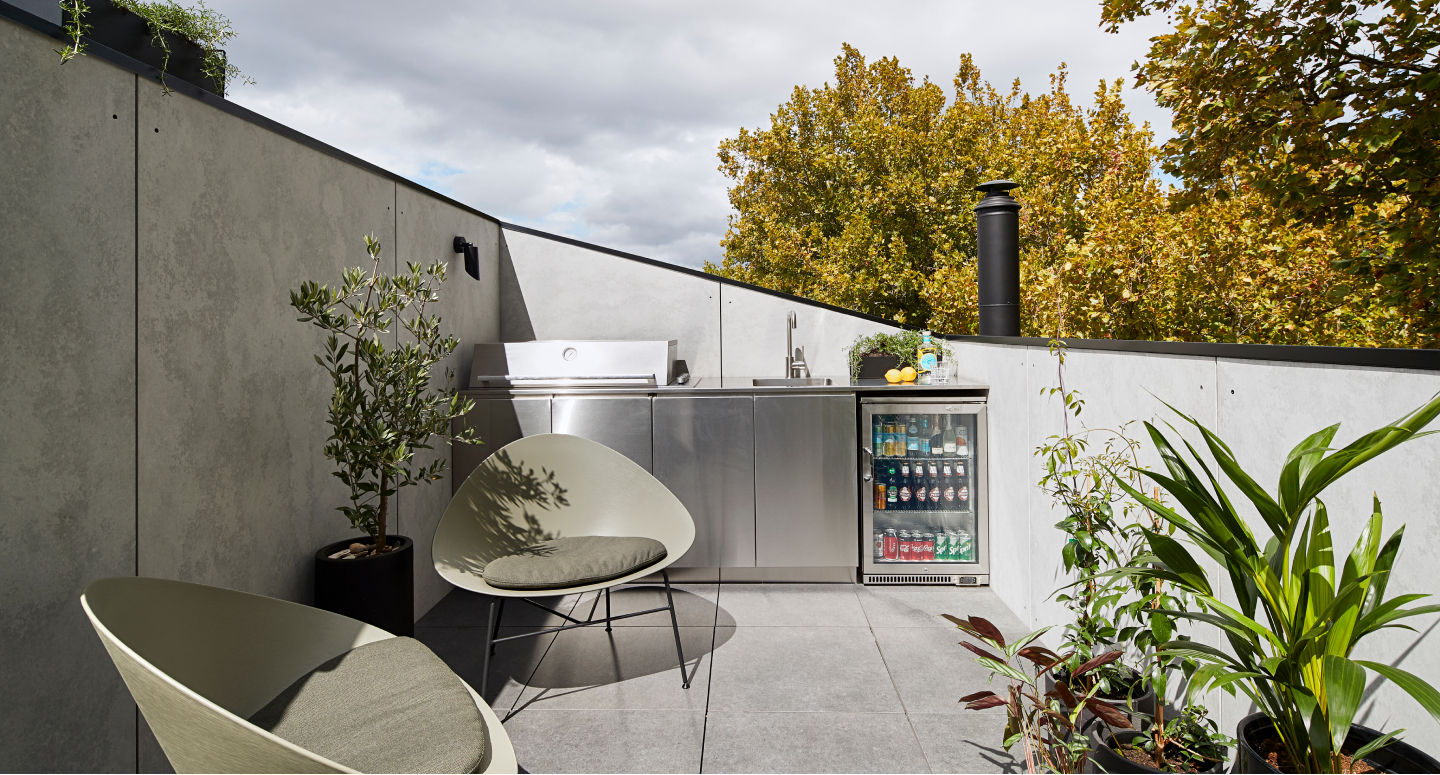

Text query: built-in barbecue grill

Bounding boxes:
[469,340,680,388]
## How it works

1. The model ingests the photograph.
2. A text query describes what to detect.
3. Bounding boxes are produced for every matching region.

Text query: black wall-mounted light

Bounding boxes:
[453,236,480,280]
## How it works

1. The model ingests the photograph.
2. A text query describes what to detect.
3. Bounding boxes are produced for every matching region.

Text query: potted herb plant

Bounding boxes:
[846,330,953,382]
[1112,394,1440,773]
[290,234,477,637]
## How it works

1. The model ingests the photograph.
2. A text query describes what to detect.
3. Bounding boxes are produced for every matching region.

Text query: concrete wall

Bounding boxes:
[500,229,902,381]
[951,339,1440,750]
[0,16,501,772]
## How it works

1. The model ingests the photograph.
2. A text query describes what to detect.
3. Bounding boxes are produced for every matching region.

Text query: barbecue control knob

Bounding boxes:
[562,347,578,361]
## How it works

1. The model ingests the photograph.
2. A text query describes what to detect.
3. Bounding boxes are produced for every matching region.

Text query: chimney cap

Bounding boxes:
[975,180,1020,196]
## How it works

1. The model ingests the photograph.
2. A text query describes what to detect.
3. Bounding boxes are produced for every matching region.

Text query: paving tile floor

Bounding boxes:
[416,583,1026,774]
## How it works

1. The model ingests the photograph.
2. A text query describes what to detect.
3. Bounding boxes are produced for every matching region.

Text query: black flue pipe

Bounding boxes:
[974,180,1022,336]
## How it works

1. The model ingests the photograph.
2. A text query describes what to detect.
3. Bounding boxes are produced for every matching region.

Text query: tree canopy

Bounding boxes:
[709,44,1426,346]
[1101,0,1440,334]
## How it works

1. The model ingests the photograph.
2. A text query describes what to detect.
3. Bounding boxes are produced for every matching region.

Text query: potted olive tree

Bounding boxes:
[291,234,476,636]
[1114,394,1440,773]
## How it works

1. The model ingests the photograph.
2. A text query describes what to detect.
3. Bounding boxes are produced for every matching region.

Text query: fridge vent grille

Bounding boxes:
[864,574,982,586]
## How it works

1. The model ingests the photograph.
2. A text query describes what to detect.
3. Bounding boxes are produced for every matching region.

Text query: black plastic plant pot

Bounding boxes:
[1088,726,1225,774]
[1234,712,1440,773]
[858,354,901,381]
[66,0,225,95]
[314,535,414,637]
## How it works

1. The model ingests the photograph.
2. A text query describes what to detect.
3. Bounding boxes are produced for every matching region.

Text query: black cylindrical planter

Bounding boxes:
[1234,712,1440,773]
[1088,727,1225,774]
[314,535,414,637]
[974,180,1022,336]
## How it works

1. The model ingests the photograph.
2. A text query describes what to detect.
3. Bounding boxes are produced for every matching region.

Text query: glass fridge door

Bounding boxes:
[862,401,988,581]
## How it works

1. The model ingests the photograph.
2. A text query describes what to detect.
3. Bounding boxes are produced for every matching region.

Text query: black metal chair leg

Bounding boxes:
[481,598,498,698]
[605,587,612,632]
[661,569,690,689]
[489,597,505,656]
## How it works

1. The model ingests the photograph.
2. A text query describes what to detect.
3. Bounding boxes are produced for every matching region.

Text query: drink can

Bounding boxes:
[883,528,899,560]
[933,530,948,560]
[874,529,885,559]
[897,530,911,561]
[922,532,935,561]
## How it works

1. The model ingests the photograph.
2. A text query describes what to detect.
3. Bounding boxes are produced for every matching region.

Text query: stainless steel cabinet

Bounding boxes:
[653,396,756,568]
[552,395,653,471]
[754,394,857,567]
[451,397,552,493]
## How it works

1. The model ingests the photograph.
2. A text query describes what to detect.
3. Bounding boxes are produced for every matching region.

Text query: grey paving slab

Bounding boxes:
[414,626,556,710]
[702,712,930,774]
[873,627,1006,715]
[715,583,868,627]
[708,626,903,713]
[502,709,705,774]
[908,712,1021,773]
[592,584,726,627]
[857,585,1028,633]
[506,626,718,712]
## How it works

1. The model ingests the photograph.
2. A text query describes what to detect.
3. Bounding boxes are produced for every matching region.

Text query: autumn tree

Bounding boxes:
[1100,0,1440,335]
[711,44,1424,347]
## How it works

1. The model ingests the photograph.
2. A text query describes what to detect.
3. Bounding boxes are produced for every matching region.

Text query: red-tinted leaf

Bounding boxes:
[969,616,1006,647]
[959,691,996,703]
[961,641,1004,663]
[1019,646,1062,668]
[1073,650,1124,678]
[1085,698,1134,729]
[966,695,1008,710]
[1053,680,1079,709]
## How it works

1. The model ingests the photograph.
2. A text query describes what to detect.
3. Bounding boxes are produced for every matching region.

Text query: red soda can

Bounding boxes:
[883,528,899,560]
[922,532,935,561]
[898,530,912,561]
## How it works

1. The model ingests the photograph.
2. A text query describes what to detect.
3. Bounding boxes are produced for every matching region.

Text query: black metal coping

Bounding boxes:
[9,1,1436,373]
[0,0,501,229]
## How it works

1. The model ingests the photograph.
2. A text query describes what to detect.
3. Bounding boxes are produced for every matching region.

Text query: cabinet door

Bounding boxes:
[653,396,755,568]
[754,394,857,567]
[451,397,551,494]
[552,395,653,471]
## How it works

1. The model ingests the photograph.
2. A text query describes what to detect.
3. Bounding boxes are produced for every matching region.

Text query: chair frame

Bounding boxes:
[432,433,700,699]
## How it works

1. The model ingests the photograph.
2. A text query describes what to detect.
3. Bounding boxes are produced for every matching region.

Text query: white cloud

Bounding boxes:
[219,0,1172,268]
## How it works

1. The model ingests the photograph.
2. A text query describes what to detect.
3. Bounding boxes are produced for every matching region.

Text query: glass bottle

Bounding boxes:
[942,417,957,457]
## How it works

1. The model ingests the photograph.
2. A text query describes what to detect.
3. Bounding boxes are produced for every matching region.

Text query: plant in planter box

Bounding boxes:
[845,330,952,382]
[949,615,1133,773]
[1110,394,1440,773]
[290,234,477,633]
[57,0,253,95]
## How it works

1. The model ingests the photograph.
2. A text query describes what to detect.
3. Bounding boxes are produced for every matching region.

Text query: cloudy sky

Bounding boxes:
[216,1,1173,269]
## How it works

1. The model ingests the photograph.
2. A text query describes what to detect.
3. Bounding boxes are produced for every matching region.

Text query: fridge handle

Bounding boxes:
[861,447,873,481]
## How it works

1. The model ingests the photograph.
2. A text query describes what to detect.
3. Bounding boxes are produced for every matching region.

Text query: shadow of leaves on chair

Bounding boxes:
[438,450,570,579]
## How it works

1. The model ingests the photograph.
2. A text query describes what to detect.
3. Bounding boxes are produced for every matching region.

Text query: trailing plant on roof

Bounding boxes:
[1102,392,1440,773]
[56,0,253,94]
[290,234,478,556]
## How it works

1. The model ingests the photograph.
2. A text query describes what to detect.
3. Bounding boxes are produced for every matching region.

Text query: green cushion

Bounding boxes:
[249,637,485,774]
[482,535,668,590]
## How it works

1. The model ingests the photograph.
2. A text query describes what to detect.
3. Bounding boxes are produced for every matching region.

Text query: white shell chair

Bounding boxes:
[432,433,697,697]
[81,576,517,774]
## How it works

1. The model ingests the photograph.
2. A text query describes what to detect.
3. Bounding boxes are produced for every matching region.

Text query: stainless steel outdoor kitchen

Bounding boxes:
[453,338,991,586]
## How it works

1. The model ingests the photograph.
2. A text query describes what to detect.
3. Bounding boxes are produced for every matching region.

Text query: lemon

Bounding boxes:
[900,366,917,382]
[884,368,902,383]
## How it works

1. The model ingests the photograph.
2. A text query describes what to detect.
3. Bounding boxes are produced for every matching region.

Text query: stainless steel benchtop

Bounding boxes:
[459,376,989,397]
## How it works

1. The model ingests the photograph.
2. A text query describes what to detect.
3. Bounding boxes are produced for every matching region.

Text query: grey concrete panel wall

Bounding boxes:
[718,283,902,379]
[134,84,395,602]
[500,230,721,379]
[0,20,138,772]
[394,186,500,618]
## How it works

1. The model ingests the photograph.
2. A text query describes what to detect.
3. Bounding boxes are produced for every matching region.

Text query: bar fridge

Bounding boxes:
[861,397,989,585]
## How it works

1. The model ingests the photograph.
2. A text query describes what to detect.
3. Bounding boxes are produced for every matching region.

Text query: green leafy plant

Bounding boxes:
[1108,393,1440,772]
[57,0,253,94]
[290,234,477,555]
[1108,706,1232,772]
[950,615,1132,774]
[845,330,952,381]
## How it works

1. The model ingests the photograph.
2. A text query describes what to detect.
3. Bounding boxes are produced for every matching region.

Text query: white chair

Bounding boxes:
[81,576,517,774]
[432,433,697,697]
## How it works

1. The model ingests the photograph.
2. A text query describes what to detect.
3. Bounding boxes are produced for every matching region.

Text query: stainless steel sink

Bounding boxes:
[752,378,833,387]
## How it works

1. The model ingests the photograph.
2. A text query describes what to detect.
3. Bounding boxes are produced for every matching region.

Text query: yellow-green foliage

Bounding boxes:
[710,45,1427,347]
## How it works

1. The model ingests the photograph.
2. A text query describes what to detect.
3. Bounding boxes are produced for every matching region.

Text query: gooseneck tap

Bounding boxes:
[785,311,810,378]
